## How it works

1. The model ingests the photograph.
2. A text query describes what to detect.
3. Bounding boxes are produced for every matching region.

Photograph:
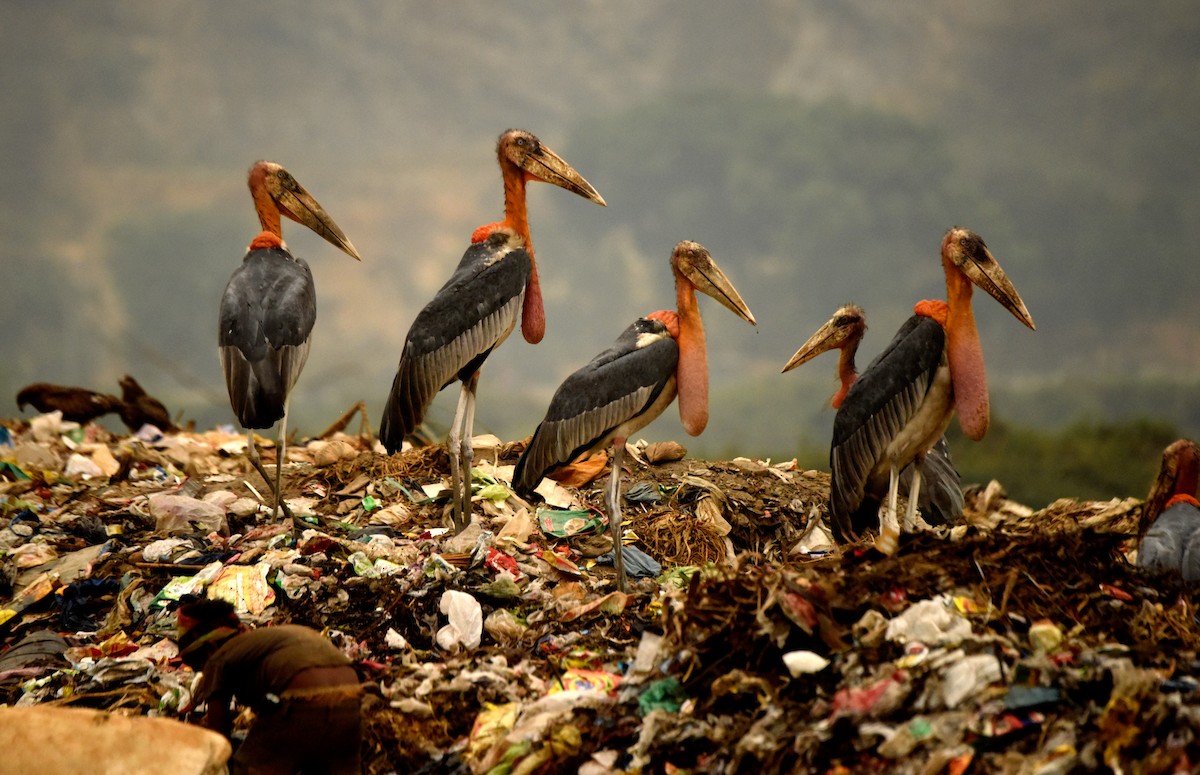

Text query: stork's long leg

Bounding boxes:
[876,463,902,556]
[246,428,294,522]
[903,454,924,533]
[459,372,478,526]
[608,438,628,592]
[448,371,480,533]
[447,384,467,530]
[246,428,271,491]
[273,402,289,520]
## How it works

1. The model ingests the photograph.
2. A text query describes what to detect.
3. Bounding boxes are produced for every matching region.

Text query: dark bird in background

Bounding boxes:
[117,374,177,433]
[782,304,963,536]
[15,383,122,425]
[1138,438,1200,581]
[379,129,606,531]
[513,240,757,590]
[827,228,1034,555]
[219,161,361,519]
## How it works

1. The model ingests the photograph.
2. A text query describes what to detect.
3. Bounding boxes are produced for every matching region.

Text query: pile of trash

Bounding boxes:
[1,409,1198,774]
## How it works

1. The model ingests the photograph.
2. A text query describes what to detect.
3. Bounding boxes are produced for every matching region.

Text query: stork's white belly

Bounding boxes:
[872,363,954,482]
[599,375,678,450]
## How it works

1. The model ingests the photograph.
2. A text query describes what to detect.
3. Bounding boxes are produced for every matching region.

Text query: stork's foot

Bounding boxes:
[245,451,294,522]
[447,457,474,534]
[450,508,472,535]
[875,524,900,557]
[273,492,295,522]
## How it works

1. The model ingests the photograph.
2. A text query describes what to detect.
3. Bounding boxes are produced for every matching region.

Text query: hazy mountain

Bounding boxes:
[2,1,1198,467]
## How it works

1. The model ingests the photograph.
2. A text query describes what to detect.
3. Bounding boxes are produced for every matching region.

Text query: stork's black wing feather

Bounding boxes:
[379,232,531,451]
[513,317,678,494]
[912,435,963,526]
[218,247,315,428]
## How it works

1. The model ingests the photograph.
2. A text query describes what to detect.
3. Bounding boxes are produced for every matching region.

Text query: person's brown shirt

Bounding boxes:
[195,625,350,711]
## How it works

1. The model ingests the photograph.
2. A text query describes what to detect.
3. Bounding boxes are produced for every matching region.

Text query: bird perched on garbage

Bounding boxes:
[219,161,361,519]
[513,240,756,590]
[782,304,963,535]
[1137,438,1200,580]
[828,228,1034,555]
[117,374,177,433]
[379,129,606,531]
[15,382,122,425]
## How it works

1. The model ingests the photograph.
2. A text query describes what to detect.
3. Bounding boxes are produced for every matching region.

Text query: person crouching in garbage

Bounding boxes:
[175,596,364,775]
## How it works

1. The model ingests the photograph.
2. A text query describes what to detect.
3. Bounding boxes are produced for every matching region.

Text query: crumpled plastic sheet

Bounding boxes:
[0,630,68,682]
[64,453,104,478]
[8,541,57,569]
[148,493,227,535]
[151,561,226,608]
[598,544,662,578]
[347,551,403,578]
[470,689,613,773]
[141,538,190,563]
[484,608,527,645]
[76,657,158,692]
[274,570,316,600]
[941,653,1003,709]
[28,411,80,443]
[885,595,974,647]
[436,590,482,651]
[624,482,661,504]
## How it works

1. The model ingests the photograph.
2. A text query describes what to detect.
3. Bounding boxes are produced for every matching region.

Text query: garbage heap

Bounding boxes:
[1,412,1197,774]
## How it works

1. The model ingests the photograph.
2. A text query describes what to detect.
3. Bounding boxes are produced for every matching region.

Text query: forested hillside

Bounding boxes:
[2,1,1198,502]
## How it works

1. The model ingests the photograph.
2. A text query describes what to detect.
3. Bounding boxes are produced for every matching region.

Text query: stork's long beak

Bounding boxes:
[514,142,607,207]
[962,253,1034,330]
[782,316,852,372]
[268,167,362,261]
[946,229,1034,330]
[675,241,757,326]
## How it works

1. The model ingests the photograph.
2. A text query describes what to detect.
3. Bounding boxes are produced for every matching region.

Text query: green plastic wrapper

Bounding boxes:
[537,509,605,538]
[638,677,688,715]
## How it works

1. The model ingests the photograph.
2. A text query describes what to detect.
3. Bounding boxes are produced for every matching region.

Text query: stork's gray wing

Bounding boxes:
[513,317,678,494]
[1140,501,1197,578]
[218,247,315,428]
[910,435,963,526]
[829,315,945,541]
[379,233,531,452]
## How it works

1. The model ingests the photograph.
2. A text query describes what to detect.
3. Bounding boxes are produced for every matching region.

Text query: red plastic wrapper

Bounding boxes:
[1099,583,1133,602]
[485,547,521,578]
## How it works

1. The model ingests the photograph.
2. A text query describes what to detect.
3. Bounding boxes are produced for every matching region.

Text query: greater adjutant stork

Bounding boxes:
[782,304,963,537]
[1137,439,1200,580]
[219,161,361,519]
[379,129,606,531]
[829,228,1034,555]
[513,241,756,590]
